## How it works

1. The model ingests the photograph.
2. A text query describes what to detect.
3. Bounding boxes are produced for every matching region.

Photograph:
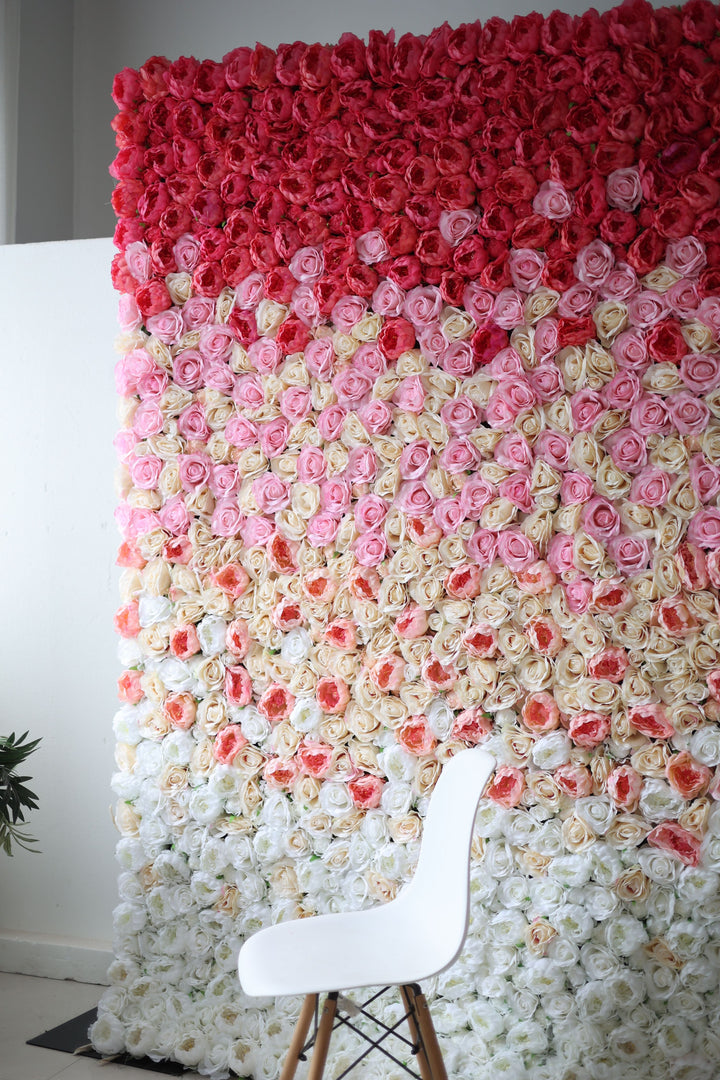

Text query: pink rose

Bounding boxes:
[316,675,350,714]
[356,229,389,264]
[421,655,456,692]
[304,338,335,380]
[599,262,640,302]
[234,272,266,309]
[591,577,632,614]
[459,476,494,520]
[666,278,700,319]
[332,368,373,408]
[417,324,447,364]
[145,307,183,342]
[198,324,234,363]
[177,402,210,441]
[533,180,573,220]
[547,533,576,574]
[248,337,283,375]
[396,481,435,516]
[612,330,649,373]
[486,766,525,808]
[352,343,387,379]
[346,445,378,484]
[609,533,651,575]
[358,398,393,435]
[445,563,482,599]
[582,496,621,541]
[306,512,340,548]
[680,352,720,394]
[132,400,164,439]
[320,478,351,517]
[116,347,156,396]
[439,208,479,247]
[665,235,706,278]
[687,508,720,549]
[522,692,560,733]
[667,751,712,800]
[297,446,327,484]
[394,375,426,413]
[629,467,671,507]
[130,454,163,490]
[118,295,141,333]
[605,167,642,211]
[667,392,710,435]
[353,529,387,566]
[508,248,546,292]
[258,682,295,723]
[603,370,641,409]
[253,473,290,514]
[263,757,300,790]
[517,561,556,595]
[289,245,324,282]
[399,440,433,480]
[233,374,265,410]
[605,429,648,473]
[535,430,571,470]
[675,542,709,590]
[317,404,346,441]
[630,395,672,436]
[498,473,533,512]
[558,283,597,319]
[279,386,312,424]
[627,290,667,330]
[332,294,368,332]
[465,528,498,566]
[698,297,720,335]
[291,283,321,327]
[494,432,534,471]
[497,530,538,571]
[463,284,494,324]
[569,711,611,748]
[212,499,243,537]
[565,578,592,614]
[530,363,564,402]
[441,341,476,378]
[561,471,595,504]
[492,288,525,329]
[225,415,258,449]
[372,279,405,317]
[403,285,443,327]
[574,239,614,287]
[440,395,479,434]
[689,455,720,503]
[178,454,211,491]
[432,497,465,535]
[607,765,642,810]
[258,417,290,458]
[170,623,200,660]
[163,692,196,730]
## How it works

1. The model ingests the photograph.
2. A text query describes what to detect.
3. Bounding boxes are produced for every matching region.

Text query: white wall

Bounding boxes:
[0,237,119,983]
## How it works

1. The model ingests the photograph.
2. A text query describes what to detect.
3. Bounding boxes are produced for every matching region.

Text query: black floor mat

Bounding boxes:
[27,1008,185,1074]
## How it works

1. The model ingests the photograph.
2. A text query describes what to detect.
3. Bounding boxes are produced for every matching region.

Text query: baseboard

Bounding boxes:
[0,932,112,985]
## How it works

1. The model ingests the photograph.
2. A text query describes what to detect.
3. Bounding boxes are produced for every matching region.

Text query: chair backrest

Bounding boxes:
[395,746,495,976]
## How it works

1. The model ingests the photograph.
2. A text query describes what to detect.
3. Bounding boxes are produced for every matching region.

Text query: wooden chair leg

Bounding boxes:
[306,992,338,1080]
[280,993,318,1080]
[409,987,448,1080]
[399,985,433,1080]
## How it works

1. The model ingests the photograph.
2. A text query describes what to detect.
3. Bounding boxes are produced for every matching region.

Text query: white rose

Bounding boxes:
[545,936,580,969]
[134,740,164,777]
[665,919,707,960]
[281,628,312,665]
[138,816,170,856]
[553,903,594,944]
[117,871,144,902]
[679,956,718,993]
[503,809,540,846]
[638,778,685,822]
[374,840,409,880]
[381,743,417,782]
[482,839,515,878]
[579,883,619,921]
[188,786,223,824]
[380,781,413,817]
[579,942,620,980]
[549,854,593,888]
[261,791,293,829]
[679,866,719,903]
[497,875,532,908]
[602,913,648,955]
[607,969,645,1011]
[138,594,173,626]
[574,796,615,835]
[112,900,147,933]
[162,730,195,764]
[235,705,270,745]
[522,960,566,997]
[689,725,720,766]
[534,821,564,857]
[474,800,509,839]
[528,878,564,915]
[118,637,144,667]
[576,980,615,1022]
[426,697,454,740]
[360,810,390,847]
[644,962,678,1001]
[531,730,571,769]
[113,705,141,745]
[318,782,353,817]
[636,846,681,885]
[289,697,322,734]
[591,843,623,885]
[505,1019,547,1056]
[466,1000,506,1039]
[653,1015,694,1058]
[489,909,528,947]
[157,656,194,692]
[252,825,286,864]
[196,614,227,656]
[112,771,141,800]
[89,1012,127,1055]
[609,1026,650,1062]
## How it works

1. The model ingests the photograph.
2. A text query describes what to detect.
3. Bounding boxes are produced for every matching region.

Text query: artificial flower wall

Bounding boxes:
[95,2,720,1077]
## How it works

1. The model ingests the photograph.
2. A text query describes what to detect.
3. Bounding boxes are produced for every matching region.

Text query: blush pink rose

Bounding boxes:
[163,693,196,730]
[565,578,593,614]
[433,497,464,535]
[666,751,712,799]
[533,180,573,220]
[665,235,706,278]
[574,239,614,287]
[316,675,350,714]
[320,478,351,516]
[445,563,482,599]
[306,512,340,548]
[568,711,611,748]
[240,515,275,548]
[130,455,163,490]
[561,472,594,505]
[332,294,368,332]
[647,822,701,867]
[628,703,674,740]
[571,388,605,432]
[304,338,335,380]
[439,208,480,247]
[297,446,327,483]
[603,370,642,409]
[498,473,534,513]
[488,347,524,381]
[605,167,642,211]
[233,374,265,410]
[358,398,393,435]
[554,763,594,799]
[213,724,248,765]
[440,395,479,434]
[688,508,720,549]
[442,341,476,379]
[486,766,525,808]
[459,476,495,520]
[508,247,546,292]
[516,560,557,594]
[582,496,621,541]
[333,368,373,408]
[497,530,538,571]
[354,494,387,532]
[522,692,560,733]
[667,391,710,435]
[492,288,525,329]
[656,596,699,637]
[439,438,481,476]
[248,337,283,375]
[396,481,435,516]
[399,440,433,480]
[346,445,379,484]
[627,291,667,330]
[403,285,443,326]
[158,497,191,537]
[557,282,596,318]
[372,279,406,316]
[225,415,258,449]
[587,647,629,683]
[253,473,290,513]
[317,404,346,441]
[352,343,387,379]
[396,715,436,757]
[133,401,164,439]
[535,430,571,470]
[209,464,239,499]
[465,528,498,566]
[534,318,560,363]
[689,455,720,503]
[494,432,534,471]
[348,774,384,809]
[608,534,651,575]
[612,330,649,373]
[353,529,388,566]
[629,467,671,507]
[599,262,639,302]
[607,765,643,810]
[289,245,324,282]
[263,757,300,790]
[605,429,647,473]
[547,534,576,574]
[279,386,312,424]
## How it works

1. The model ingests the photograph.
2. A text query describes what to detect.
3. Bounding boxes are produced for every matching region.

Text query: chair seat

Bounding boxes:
[238,891,455,997]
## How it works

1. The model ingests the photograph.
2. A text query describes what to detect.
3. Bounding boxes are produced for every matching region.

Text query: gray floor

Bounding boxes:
[0,972,200,1080]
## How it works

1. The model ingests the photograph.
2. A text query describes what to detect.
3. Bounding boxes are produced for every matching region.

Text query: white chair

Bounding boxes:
[238,746,495,1080]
